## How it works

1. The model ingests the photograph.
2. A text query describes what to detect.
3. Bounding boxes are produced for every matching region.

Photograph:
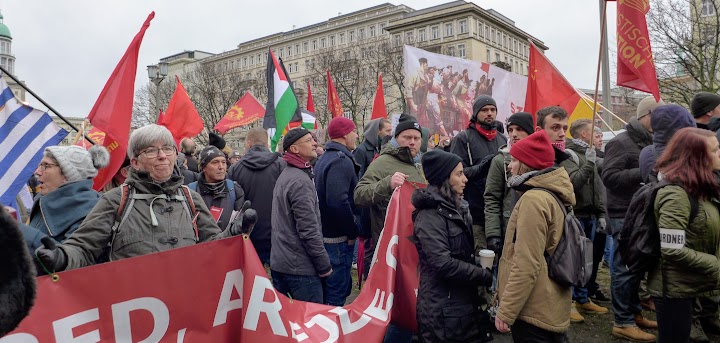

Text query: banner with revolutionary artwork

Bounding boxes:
[403,45,527,137]
[6,182,422,342]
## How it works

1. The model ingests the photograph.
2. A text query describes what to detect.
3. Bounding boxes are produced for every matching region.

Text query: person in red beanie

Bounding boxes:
[495,130,576,342]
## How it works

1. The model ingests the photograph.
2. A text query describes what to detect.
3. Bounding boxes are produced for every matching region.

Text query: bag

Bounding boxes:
[516,188,593,287]
[618,180,698,273]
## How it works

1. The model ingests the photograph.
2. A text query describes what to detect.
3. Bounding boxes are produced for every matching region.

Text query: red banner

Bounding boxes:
[7,183,421,342]
[214,92,265,135]
[616,0,661,101]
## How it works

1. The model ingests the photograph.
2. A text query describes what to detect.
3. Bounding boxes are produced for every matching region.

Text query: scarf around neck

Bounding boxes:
[571,138,590,149]
[473,122,498,141]
[283,152,314,178]
[552,141,566,152]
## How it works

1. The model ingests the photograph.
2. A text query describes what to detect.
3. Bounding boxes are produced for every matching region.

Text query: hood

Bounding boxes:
[362,118,384,149]
[126,168,184,194]
[379,144,416,165]
[651,104,696,145]
[411,187,457,210]
[241,145,282,171]
[520,167,576,206]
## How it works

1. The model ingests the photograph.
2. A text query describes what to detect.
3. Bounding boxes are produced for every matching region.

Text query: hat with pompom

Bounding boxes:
[44,145,110,182]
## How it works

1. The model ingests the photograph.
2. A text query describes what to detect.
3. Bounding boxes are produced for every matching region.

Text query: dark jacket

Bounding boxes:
[185,155,199,173]
[228,145,285,259]
[28,179,101,246]
[564,139,606,217]
[639,105,696,183]
[191,177,245,231]
[315,141,360,240]
[412,187,488,343]
[182,169,200,185]
[271,163,331,276]
[601,118,653,221]
[354,119,384,238]
[449,126,507,225]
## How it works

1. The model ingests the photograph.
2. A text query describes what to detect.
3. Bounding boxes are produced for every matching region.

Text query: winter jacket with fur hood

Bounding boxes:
[0,207,36,337]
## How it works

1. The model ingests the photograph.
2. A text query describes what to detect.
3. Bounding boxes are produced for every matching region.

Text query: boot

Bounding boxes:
[634,314,658,330]
[611,326,656,343]
[576,300,609,314]
[691,318,710,343]
[570,302,585,323]
[640,298,656,312]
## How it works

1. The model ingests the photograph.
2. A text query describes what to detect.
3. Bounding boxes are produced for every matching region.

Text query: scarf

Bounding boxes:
[283,152,314,178]
[506,170,541,189]
[389,137,422,164]
[552,141,566,152]
[571,138,590,149]
[473,122,498,141]
[199,178,227,200]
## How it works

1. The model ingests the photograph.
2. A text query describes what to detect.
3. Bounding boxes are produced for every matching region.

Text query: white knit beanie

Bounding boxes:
[44,145,110,182]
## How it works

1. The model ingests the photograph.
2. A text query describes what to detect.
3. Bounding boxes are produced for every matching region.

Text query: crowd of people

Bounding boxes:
[8,91,720,343]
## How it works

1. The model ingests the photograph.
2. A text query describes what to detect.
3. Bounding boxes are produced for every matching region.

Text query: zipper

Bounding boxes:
[39,198,54,237]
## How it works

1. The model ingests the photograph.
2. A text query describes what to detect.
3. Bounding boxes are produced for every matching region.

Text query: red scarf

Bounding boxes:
[283,152,312,170]
[473,123,497,141]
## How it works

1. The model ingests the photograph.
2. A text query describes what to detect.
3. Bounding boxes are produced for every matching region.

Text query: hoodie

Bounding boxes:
[227,145,286,261]
[354,118,384,178]
[639,104,696,183]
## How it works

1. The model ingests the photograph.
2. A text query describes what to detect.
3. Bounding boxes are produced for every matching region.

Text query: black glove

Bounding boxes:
[34,237,67,274]
[229,200,258,236]
[480,267,493,288]
[487,236,502,255]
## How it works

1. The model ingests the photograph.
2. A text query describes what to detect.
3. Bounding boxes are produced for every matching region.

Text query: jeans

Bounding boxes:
[572,217,596,304]
[353,240,358,264]
[383,324,412,343]
[511,320,568,343]
[604,234,614,272]
[323,242,353,306]
[654,296,693,343]
[610,219,644,326]
[271,270,323,303]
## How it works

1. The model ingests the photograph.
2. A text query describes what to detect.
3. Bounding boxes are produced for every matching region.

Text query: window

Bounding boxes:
[495,52,500,62]
[459,20,467,34]
[291,81,297,89]
[486,48,491,63]
[514,40,518,54]
[243,57,247,67]
[491,29,496,43]
[394,34,402,46]
[321,38,326,48]
[295,62,299,72]
[230,60,234,69]
[431,26,439,39]
[359,28,365,40]
[287,46,292,56]
[447,46,455,56]
[510,58,513,71]
[485,25,489,40]
[702,0,716,16]
[340,33,346,44]
[379,22,386,34]
[445,23,454,37]
[303,42,309,53]
[515,61,519,73]
[458,44,466,58]
[497,31,502,46]
[406,31,414,43]
[370,25,376,37]
[330,35,335,46]
[279,48,284,58]
[419,28,427,42]
[312,40,317,50]
[349,30,355,42]
[250,55,255,65]
[295,44,300,55]
[478,22,484,38]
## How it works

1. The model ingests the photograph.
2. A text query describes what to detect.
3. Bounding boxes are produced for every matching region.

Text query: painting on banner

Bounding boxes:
[403,45,527,137]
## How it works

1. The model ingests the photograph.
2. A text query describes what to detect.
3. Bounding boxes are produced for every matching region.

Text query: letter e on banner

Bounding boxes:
[52,308,100,343]
[112,297,169,343]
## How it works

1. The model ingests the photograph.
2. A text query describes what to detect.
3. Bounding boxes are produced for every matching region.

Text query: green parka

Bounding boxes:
[483,145,511,240]
[563,139,605,218]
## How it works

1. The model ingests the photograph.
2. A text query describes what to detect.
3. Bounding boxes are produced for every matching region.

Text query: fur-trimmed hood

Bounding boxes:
[0,207,36,336]
[411,187,471,222]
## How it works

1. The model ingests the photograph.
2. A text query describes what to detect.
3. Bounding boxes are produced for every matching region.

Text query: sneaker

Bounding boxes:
[570,302,585,323]
[576,300,608,314]
[634,314,658,330]
[611,326,656,343]
[589,290,610,302]
[700,317,720,335]
[691,318,710,343]
[640,298,656,312]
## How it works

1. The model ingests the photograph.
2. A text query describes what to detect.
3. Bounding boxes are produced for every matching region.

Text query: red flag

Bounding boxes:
[75,127,106,148]
[86,12,154,191]
[213,92,265,134]
[158,76,204,145]
[615,0,660,101]
[371,73,387,120]
[306,81,315,113]
[327,70,344,118]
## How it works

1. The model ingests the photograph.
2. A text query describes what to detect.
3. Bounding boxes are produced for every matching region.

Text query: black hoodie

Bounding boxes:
[227,145,286,259]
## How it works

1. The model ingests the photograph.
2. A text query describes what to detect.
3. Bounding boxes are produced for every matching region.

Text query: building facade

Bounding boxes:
[0,11,26,101]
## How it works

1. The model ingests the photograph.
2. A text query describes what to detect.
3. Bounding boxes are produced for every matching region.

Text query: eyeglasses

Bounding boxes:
[140,146,177,159]
[37,162,59,171]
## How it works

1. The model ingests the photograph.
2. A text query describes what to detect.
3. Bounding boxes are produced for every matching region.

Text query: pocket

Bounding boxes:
[448,225,469,257]
[113,232,143,254]
[442,304,479,341]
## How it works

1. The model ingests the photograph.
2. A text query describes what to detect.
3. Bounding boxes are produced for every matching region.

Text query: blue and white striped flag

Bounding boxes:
[0,77,68,205]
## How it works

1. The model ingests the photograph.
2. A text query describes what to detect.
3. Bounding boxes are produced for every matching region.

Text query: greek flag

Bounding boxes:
[0,77,68,205]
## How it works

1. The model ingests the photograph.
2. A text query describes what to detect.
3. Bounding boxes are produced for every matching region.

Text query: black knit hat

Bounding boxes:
[691,92,720,118]
[507,112,534,134]
[394,113,421,137]
[283,127,311,151]
[199,146,225,170]
[471,95,497,121]
[421,150,463,186]
[208,132,226,150]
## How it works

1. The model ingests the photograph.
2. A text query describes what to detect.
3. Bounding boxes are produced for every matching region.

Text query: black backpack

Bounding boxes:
[618,180,698,273]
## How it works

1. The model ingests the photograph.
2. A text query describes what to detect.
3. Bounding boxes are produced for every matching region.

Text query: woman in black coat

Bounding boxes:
[411,150,494,343]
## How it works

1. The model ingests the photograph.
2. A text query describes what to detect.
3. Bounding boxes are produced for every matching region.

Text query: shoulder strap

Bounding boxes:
[512,188,568,250]
[180,185,199,240]
[226,180,235,205]
[188,181,197,191]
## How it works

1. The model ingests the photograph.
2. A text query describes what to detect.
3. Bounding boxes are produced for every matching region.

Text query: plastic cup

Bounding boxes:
[478,249,495,269]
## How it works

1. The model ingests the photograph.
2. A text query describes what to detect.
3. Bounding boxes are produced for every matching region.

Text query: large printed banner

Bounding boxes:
[4,183,422,343]
[403,45,527,137]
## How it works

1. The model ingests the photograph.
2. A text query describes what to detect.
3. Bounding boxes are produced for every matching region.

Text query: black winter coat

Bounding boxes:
[411,187,491,343]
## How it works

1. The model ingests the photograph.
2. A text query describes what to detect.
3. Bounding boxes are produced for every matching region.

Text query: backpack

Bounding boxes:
[95,184,199,263]
[515,188,593,287]
[187,179,236,206]
[618,180,699,274]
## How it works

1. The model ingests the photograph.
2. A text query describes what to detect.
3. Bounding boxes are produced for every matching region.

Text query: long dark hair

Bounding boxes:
[428,178,463,211]
[656,127,720,200]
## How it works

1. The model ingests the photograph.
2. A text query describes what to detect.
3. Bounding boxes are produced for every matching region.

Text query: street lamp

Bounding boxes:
[147,61,169,118]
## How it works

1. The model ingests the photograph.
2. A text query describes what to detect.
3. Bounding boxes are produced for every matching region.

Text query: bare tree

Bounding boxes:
[131,81,174,128]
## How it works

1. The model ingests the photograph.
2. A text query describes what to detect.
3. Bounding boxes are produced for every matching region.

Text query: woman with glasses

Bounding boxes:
[24,144,109,252]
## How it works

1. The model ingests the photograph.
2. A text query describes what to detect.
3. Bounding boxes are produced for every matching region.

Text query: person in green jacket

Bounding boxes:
[650,127,720,342]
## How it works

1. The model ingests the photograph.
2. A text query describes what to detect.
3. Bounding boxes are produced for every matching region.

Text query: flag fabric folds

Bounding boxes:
[262,49,299,151]
[214,92,265,135]
[158,76,204,145]
[306,81,315,113]
[86,12,154,191]
[615,0,661,101]
[0,78,68,205]
[525,42,597,129]
[371,73,387,120]
[327,70,344,118]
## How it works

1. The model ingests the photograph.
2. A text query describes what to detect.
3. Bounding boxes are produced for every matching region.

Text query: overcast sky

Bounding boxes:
[1,0,617,118]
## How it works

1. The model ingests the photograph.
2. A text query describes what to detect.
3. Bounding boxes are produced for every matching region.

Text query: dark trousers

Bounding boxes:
[587,231,607,296]
[654,296,694,343]
[323,242,353,306]
[511,320,568,343]
[271,270,323,304]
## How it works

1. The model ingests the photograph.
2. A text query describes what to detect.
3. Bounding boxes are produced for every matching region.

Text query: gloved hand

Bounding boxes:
[229,200,259,236]
[487,236,503,255]
[597,217,607,235]
[585,147,597,163]
[34,237,67,274]
[479,267,493,288]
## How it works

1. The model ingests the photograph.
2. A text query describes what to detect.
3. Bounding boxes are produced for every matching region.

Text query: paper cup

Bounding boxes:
[478,249,495,269]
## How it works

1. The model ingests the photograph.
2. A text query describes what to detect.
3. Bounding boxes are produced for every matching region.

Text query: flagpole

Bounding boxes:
[0,66,98,145]
[591,0,608,130]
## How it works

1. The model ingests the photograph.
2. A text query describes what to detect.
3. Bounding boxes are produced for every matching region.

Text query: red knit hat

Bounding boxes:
[328,117,356,139]
[510,131,555,170]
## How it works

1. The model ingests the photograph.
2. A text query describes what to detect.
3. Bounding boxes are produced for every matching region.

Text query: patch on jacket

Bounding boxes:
[659,228,685,249]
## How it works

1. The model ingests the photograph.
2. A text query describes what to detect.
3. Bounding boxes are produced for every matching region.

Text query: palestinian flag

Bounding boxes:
[262,48,299,151]
[287,109,317,131]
